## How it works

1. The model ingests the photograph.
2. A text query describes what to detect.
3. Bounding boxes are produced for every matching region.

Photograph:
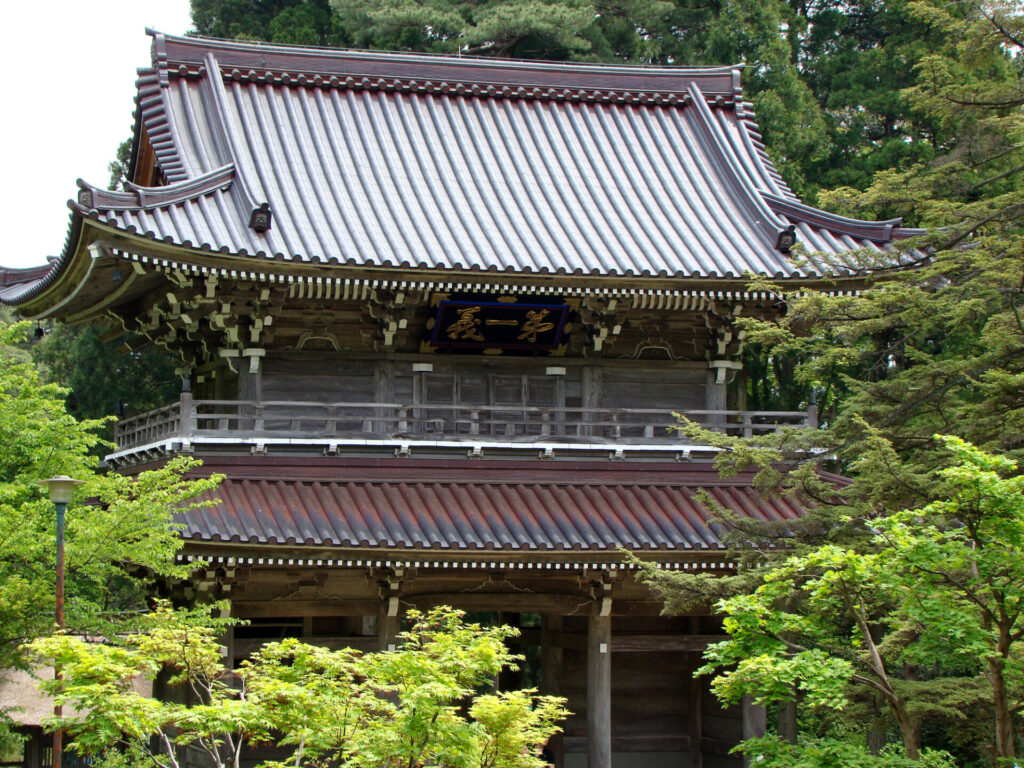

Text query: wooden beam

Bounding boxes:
[587,601,612,768]
[564,735,692,753]
[234,635,377,659]
[232,599,380,618]
[612,634,726,652]
[518,630,726,652]
[406,593,588,614]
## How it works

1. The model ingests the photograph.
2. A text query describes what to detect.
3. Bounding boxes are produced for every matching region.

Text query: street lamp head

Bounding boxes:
[39,476,85,505]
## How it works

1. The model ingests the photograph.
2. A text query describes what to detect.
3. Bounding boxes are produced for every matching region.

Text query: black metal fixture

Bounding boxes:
[249,202,273,233]
[775,225,797,253]
[111,266,124,283]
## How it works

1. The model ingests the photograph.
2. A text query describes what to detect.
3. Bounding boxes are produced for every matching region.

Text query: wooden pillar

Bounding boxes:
[582,366,602,437]
[24,727,41,768]
[587,601,612,768]
[498,612,523,691]
[218,602,235,670]
[687,667,703,768]
[741,695,767,768]
[374,360,395,435]
[377,595,400,652]
[777,697,798,744]
[542,614,565,768]
[179,382,195,439]
[706,367,727,432]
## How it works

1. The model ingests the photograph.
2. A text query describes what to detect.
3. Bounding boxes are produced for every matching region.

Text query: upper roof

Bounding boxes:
[3,31,923,307]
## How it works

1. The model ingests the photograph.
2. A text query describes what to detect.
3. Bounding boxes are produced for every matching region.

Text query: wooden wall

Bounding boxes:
[261,351,707,412]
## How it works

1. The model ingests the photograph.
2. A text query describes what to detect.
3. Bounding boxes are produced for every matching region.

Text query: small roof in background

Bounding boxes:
[0,666,152,727]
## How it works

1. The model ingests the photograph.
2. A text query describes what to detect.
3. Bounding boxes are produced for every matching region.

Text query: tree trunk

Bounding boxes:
[893,707,921,761]
[989,653,1015,761]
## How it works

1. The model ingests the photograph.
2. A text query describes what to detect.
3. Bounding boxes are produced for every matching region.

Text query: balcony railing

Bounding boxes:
[112,395,818,454]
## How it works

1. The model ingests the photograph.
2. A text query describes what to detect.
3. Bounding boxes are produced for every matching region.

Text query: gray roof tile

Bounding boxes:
[5,31,925,304]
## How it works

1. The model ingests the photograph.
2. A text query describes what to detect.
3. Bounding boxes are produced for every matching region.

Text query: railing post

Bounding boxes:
[743,412,753,439]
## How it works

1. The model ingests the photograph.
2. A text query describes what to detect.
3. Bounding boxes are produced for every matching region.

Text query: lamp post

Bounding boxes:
[39,475,84,768]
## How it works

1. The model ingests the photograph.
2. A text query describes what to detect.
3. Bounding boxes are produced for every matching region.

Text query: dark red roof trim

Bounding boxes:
[178,458,828,554]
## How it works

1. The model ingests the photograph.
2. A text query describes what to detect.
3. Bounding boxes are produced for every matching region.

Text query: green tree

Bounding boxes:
[32,324,178,428]
[686,439,1024,765]
[28,605,568,768]
[191,0,344,46]
[0,322,220,675]
[643,5,1024,762]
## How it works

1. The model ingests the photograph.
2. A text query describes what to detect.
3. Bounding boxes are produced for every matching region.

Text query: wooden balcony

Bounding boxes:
[112,395,817,455]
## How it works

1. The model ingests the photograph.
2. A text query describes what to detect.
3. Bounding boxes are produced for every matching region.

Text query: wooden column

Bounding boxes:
[542,614,565,768]
[687,667,703,768]
[777,697,798,744]
[582,366,603,437]
[218,602,235,670]
[706,367,727,432]
[498,612,523,691]
[587,601,612,768]
[741,695,767,768]
[377,595,400,652]
[374,360,395,434]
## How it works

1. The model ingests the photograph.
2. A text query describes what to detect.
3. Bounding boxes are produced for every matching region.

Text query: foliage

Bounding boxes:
[27,605,568,768]
[677,439,1024,764]
[734,734,957,768]
[31,323,178,429]
[107,139,132,192]
[0,322,221,675]
[191,0,343,46]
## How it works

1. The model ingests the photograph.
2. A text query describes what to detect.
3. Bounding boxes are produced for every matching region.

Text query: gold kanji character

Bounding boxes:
[517,309,555,343]
[446,306,485,341]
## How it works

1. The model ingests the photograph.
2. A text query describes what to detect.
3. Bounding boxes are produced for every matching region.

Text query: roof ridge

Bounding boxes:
[151,30,741,106]
[74,164,236,212]
[197,53,264,215]
[685,83,792,256]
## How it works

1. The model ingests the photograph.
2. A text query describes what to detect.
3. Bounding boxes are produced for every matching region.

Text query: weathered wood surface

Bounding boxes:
[587,606,612,768]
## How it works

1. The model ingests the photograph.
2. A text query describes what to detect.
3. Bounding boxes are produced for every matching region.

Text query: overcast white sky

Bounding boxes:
[1,1,195,268]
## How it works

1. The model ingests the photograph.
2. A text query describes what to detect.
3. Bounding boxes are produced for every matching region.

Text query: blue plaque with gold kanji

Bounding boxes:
[429,300,569,350]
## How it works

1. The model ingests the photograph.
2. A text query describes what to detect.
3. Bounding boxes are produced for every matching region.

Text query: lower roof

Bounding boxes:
[179,457,818,556]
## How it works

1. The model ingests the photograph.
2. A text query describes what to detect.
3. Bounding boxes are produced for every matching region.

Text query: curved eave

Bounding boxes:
[1,216,94,317]
[17,217,875,303]
[763,192,905,242]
